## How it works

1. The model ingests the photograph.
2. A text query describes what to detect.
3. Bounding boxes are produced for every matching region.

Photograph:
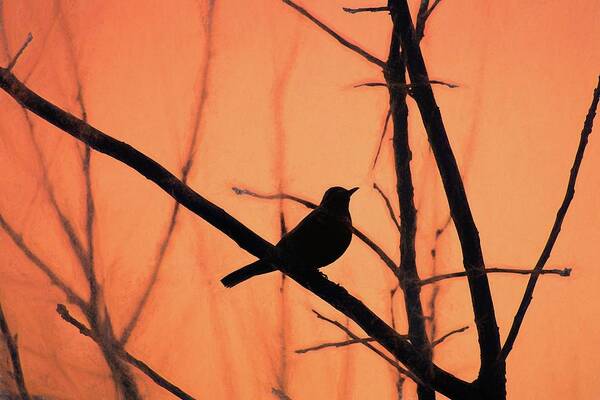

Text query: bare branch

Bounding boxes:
[232,187,399,275]
[6,32,32,71]
[295,337,378,354]
[371,108,392,170]
[56,304,196,400]
[501,76,600,361]
[343,6,389,14]
[420,267,572,286]
[0,300,32,400]
[281,0,386,68]
[416,0,442,41]
[311,310,419,382]
[373,182,401,232]
[271,387,292,400]
[355,80,458,90]
[0,214,86,309]
[0,68,472,398]
[432,326,469,347]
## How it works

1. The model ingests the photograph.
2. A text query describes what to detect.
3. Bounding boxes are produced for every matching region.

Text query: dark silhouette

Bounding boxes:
[221,186,358,287]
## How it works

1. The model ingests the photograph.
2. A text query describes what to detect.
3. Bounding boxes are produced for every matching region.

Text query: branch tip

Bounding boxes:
[7,32,33,71]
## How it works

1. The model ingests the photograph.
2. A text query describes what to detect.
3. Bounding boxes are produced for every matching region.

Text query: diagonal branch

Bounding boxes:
[416,0,442,42]
[56,304,195,400]
[500,76,600,361]
[295,337,378,354]
[371,108,392,170]
[0,299,32,400]
[431,326,468,347]
[373,183,401,232]
[281,0,386,68]
[420,267,572,287]
[343,6,389,14]
[232,187,399,275]
[0,67,473,399]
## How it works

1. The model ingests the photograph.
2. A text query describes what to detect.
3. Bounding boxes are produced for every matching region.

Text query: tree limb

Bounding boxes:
[56,304,196,400]
[500,76,600,361]
[343,6,389,14]
[0,299,32,400]
[0,67,473,399]
[420,267,572,286]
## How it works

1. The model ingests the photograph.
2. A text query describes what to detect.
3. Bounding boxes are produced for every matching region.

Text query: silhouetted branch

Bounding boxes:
[387,1,503,389]
[281,0,386,68]
[0,299,32,400]
[311,310,418,382]
[500,76,600,361]
[421,267,571,286]
[56,304,196,400]
[232,187,399,275]
[271,387,292,400]
[6,32,32,71]
[432,326,468,347]
[373,183,400,232]
[295,337,377,353]
[371,108,392,170]
[355,80,458,90]
[0,68,473,398]
[416,0,442,41]
[343,6,388,14]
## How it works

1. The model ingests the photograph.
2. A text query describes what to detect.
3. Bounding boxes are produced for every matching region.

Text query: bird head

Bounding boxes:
[319,186,358,214]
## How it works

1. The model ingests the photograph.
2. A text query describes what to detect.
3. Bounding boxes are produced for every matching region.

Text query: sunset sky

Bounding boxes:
[0,1,599,399]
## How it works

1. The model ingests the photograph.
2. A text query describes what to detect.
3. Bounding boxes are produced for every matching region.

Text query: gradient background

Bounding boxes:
[0,0,599,399]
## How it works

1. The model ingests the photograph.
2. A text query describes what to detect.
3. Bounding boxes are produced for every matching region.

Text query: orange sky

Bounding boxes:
[0,1,599,399]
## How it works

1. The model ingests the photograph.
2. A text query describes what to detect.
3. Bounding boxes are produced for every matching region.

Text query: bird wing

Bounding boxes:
[277,208,351,268]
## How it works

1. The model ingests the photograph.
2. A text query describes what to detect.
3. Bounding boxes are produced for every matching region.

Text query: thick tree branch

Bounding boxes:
[0,68,473,399]
[420,267,572,287]
[281,0,386,68]
[0,299,32,400]
[500,76,600,361]
[232,187,399,274]
[387,2,503,392]
[56,304,195,400]
[385,7,433,398]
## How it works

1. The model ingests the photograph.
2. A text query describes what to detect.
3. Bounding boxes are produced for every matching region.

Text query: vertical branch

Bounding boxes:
[119,0,217,345]
[386,3,434,399]
[0,298,32,400]
[387,1,503,394]
[389,288,405,399]
[427,216,451,352]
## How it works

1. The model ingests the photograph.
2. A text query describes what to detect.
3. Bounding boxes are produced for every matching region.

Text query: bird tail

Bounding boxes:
[220,260,275,288]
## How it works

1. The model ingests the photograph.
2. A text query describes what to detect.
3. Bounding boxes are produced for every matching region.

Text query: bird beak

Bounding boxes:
[348,187,359,196]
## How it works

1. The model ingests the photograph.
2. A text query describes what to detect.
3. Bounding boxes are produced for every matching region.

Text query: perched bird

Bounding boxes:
[221,186,358,288]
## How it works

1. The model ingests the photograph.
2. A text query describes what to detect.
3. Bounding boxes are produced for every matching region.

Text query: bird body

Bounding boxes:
[221,186,358,287]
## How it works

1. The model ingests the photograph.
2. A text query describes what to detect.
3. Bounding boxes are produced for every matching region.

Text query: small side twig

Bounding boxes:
[6,32,32,71]
[371,108,392,170]
[354,80,458,90]
[296,337,378,354]
[0,299,32,400]
[56,304,196,400]
[431,326,468,347]
[373,182,401,232]
[281,0,386,68]
[311,310,422,385]
[342,6,389,14]
[420,267,572,286]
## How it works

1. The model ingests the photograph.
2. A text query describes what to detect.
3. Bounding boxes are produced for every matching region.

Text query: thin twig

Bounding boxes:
[501,76,600,361]
[371,108,392,170]
[232,187,399,274]
[355,80,458,90]
[295,337,377,353]
[56,304,196,400]
[342,6,389,14]
[431,326,468,347]
[281,0,386,68]
[420,267,572,286]
[373,183,401,232]
[311,310,419,383]
[6,32,32,71]
[0,299,32,400]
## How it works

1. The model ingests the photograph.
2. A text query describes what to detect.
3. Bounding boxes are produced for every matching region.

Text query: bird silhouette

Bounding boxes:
[221,186,358,288]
